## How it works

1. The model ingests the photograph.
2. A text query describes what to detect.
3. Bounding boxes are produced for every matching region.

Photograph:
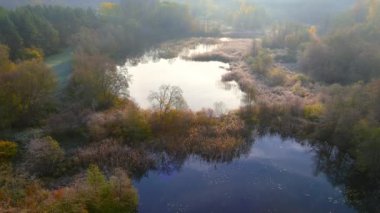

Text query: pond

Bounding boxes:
[120,43,244,111]
[134,135,355,213]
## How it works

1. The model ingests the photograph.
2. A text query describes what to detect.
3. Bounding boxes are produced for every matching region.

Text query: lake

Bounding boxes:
[134,134,355,213]
[120,43,244,111]
[120,39,355,212]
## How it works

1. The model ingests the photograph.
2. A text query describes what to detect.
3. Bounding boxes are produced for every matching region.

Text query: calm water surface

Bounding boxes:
[121,44,243,111]
[134,135,355,213]
[122,40,355,212]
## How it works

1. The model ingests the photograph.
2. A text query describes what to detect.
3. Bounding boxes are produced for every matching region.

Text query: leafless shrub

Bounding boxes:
[26,136,65,177]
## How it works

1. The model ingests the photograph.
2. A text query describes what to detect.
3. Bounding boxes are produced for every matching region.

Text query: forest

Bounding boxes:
[1,0,380,212]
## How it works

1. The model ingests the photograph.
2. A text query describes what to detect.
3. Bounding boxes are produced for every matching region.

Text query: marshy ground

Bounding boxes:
[187,37,320,106]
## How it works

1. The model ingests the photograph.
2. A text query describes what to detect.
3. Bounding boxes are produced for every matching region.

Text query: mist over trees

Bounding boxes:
[300,0,380,84]
[252,0,354,23]
[0,0,202,61]
[171,0,270,31]
[0,5,98,59]
[0,0,120,9]
[1,0,380,212]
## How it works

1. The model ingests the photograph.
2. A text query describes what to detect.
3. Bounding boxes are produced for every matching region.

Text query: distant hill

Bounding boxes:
[0,0,120,9]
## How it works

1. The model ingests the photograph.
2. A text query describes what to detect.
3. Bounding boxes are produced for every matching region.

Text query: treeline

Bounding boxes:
[254,0,353,24]
[0,0,119,9]
[66,0,203,110]
[261,1,380,85]
[76,0,202,59]
[0,0,202,61]
[300,1,380,84]
[262,23,311,62]
[172,0,270,31]
[0,5,98,60]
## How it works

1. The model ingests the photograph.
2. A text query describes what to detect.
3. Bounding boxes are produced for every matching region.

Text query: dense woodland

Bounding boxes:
[1,0,380,212]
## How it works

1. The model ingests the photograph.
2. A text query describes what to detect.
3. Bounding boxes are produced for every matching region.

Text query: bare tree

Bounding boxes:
[148,85,188,114]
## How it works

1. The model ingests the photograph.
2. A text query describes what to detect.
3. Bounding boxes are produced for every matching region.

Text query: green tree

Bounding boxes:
[10,6,59,55]
[0,60,56,128]
[300,2,380,84]
[69,53,129,110]
[0,8,23,59]
[251,50,273,74]
[84,165,138,213]
[87,164,107,191]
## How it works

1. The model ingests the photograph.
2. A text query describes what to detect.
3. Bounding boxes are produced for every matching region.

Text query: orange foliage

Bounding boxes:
[308,26,320,43]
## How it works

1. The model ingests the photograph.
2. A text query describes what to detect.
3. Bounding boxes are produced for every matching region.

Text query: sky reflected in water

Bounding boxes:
[134,135,355,213]
[121,45,243,111]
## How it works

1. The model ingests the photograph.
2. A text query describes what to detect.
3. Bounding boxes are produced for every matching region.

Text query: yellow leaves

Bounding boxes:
[101,2,118,10]
[267,67,287,86]
[304,103,325,120]
[20,47,44,61]
[308,26,317,35]
[100,2,119,16]
[308,26,320,43]
[0,141,18,160]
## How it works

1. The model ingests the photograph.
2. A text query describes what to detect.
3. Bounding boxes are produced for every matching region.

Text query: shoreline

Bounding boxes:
[188,37,320,106]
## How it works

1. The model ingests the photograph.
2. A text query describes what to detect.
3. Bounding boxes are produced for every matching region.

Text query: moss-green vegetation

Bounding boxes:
[303,103,324,121]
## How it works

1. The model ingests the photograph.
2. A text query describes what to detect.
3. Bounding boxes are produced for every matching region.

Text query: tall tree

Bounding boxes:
[0,60,56,128]
[69,53,129,110]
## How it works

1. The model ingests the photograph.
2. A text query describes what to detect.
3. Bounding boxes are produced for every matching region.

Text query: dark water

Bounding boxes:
[134,135,355,213]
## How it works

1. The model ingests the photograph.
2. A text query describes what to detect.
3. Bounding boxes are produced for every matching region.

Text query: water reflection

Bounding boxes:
[134,135,355,213]
[311,141,380,212]
[119,44,244,111]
